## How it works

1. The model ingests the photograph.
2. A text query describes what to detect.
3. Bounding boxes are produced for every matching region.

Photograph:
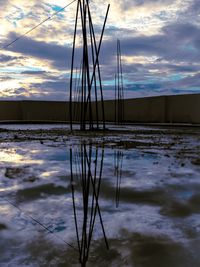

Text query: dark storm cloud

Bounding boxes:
[135,0,174,4]
[9,87,63,101]
[0,76,12,81]
[21,70,47,75]
[5,32,79,69]
[127,62,200,75]
[98,20,200,90]
[14,87,28,95]
[3,12,200,101]
[162,23,200,52]
[167,73,200,88]
[119,0,174,10]
[5,20,200,72]
[154,64,200,73]
[184,0,200,16]
[32,80,67,92]
[0,54,23,63]
[29,79,69,100]
[122,73,200,97]
[0,0,9,10]
[125,83,161,91]
[100,22,200,65]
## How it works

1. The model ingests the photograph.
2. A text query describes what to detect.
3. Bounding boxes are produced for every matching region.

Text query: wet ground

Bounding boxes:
[0,124,200,267]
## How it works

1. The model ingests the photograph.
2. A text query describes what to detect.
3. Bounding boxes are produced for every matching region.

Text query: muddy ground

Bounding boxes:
[0,124,200,267]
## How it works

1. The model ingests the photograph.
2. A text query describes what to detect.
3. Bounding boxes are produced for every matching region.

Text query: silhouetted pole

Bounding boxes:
[69,0,80,131]
[118,40,124,123]
[115,74,117,124]
[116,39,124,124]
[87,4,110,130]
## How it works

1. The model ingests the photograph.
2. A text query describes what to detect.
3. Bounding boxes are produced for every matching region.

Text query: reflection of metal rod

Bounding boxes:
[70,144,109,266]
[114,150,123,208]
[4,198,77,251]
[70,148,81,254]
[84,146,109,251]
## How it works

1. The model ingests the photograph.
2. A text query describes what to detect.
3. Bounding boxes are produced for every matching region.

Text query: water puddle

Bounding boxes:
[0,127,200,266]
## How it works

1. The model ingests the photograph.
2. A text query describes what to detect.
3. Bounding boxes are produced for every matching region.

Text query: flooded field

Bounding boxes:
[0,124,200,267]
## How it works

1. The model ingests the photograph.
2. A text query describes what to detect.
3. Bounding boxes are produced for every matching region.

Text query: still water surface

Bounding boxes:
[0,127,200,266]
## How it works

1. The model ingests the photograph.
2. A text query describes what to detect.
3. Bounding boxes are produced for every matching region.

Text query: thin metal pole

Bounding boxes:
[86,4,110,129]
[115,74,117,124]
[89,15,99,129]
[118,40,124,123]
[69,0,80,131]
[117,40,120,124]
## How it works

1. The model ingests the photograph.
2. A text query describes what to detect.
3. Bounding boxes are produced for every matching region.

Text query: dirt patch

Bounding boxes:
[189,194,200,212]
[130,233,191,267]
[160,201,192,217]
[191,158,200,166]
[0,223,7,231]
[5,167,27,179]
[15,183,70,203]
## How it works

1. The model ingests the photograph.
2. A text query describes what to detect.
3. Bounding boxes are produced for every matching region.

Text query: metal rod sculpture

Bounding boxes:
[115,39,125,124]
[69,0,110,131]
[70,144,109,266]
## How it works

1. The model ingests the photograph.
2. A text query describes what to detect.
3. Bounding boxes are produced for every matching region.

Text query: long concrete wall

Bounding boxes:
[0,94,199,124]
[165,94,200,124]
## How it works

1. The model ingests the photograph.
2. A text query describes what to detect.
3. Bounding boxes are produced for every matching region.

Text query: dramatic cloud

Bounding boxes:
[0,0,200,100]
[5,33,72,69]
[0,54,21,63]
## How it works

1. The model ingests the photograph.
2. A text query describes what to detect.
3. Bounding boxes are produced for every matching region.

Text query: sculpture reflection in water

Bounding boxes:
[70,144,124,266]
[114,150,124,208]
[70,144,109,266]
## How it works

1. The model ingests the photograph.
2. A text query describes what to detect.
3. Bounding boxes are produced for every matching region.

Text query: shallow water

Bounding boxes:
[0,125,200,266]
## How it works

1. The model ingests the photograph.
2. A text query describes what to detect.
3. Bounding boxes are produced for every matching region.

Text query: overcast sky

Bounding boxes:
[0,0,200,101]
